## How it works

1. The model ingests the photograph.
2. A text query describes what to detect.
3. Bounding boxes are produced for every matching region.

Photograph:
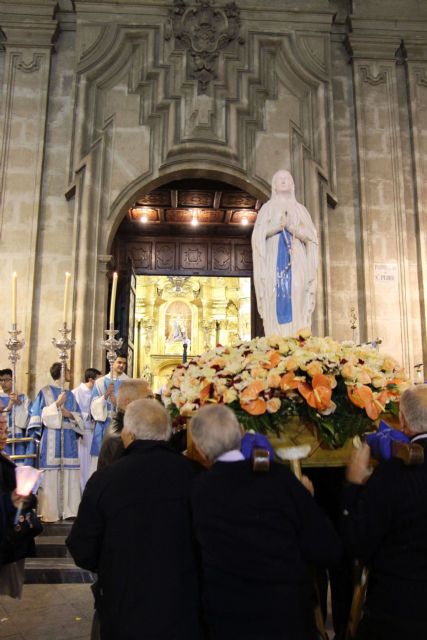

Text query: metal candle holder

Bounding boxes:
[52,322,75,519]
[5,324,25,456]
[101,322,123,380]
[52,323,76,390]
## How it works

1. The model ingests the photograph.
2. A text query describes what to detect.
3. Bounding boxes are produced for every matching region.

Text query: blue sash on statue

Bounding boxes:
[276,229,293,324]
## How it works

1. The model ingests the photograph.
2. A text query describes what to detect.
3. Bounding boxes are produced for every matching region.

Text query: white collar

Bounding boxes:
[216,449,245,463]
[410,433,427,443]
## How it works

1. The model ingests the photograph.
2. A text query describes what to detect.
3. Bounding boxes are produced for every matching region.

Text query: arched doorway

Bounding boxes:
[110,176,266,385]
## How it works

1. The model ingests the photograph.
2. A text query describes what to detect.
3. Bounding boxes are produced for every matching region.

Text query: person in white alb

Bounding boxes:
[72,367,101,494]
[27,363,84,522]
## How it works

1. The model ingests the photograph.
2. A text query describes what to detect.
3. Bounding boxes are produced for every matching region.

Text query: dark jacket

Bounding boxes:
[67,440,203,640]
[341,433,427,622]
[96,411,124,471]
[192,459,342,640]
[0,453,36,567]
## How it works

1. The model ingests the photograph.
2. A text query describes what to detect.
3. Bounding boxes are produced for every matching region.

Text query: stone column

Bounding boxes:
[0,1,58,393]
[347,21,413,372]
[404,38,427,369]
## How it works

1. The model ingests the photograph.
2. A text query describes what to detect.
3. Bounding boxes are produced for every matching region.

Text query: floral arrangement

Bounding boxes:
[162,331,411,448]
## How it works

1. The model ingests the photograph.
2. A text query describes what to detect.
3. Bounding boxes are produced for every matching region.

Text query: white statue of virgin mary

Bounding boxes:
[251,170,318,337]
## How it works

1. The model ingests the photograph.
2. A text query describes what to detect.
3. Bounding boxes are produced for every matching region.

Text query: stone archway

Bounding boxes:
[72,168,268,379]
[109,174,266,378]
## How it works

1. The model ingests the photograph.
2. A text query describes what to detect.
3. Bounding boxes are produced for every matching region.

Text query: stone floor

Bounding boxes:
[0,584,94,640]
[0,583,335,639]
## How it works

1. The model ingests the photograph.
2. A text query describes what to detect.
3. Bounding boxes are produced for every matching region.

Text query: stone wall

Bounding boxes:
[0,0,426,393]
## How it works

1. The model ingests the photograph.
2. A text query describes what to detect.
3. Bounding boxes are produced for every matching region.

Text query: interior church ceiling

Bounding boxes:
[122,178,263,238]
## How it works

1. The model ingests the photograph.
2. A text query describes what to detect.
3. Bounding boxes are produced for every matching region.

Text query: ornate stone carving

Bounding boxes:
[166,0,243,93]
[16,53,44,74]
[415,69,427,87]
[360,66,387,86]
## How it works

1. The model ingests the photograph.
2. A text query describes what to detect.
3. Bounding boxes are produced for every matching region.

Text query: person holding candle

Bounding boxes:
[27,363,84,522]
[0,368,32,464]
[0,412,39,598]
[89,352,128,473]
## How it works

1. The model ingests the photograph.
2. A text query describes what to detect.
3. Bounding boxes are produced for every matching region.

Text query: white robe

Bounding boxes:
[252,188,318,337]
[29,384,84,522]
[72,382,95,494]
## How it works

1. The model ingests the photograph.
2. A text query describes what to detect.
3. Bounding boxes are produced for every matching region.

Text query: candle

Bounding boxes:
[63,272,71,324]
[109,272,118,326]
[12,272,17,326]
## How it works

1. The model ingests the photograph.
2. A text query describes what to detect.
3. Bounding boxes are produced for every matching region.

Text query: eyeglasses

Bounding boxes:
[0,378,12,383]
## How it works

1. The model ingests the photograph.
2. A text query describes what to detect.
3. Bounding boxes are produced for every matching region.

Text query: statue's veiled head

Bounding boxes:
[271,170,295,197]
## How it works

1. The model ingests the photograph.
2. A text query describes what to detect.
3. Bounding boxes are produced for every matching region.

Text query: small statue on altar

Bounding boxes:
[252,170,318,337]
[167,315,188,343]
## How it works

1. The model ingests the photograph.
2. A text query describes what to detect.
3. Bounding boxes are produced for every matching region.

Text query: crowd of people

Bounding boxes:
[1,354,427,640]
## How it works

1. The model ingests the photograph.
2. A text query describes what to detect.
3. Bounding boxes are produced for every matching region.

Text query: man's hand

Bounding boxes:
[346,443,373,485]
[11,490,25,509]
[300,474,315,496]
[7,392,21,409]
[56,391,67,408]
[61,408,74,420]
[104,383,115,401]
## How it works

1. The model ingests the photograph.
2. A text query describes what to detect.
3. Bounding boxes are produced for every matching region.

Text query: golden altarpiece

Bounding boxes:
[134,275,251,392]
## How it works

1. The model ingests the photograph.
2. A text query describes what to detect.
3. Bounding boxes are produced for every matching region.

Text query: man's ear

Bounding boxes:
[193,441,210,465]
[399,411,413,437]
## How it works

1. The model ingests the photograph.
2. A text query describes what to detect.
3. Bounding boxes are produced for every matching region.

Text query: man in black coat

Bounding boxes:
[67,399,202,640]
[190,404,342,640]
[341,384,427,640]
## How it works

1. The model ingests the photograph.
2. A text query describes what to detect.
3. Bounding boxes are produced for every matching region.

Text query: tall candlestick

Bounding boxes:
[109,272,118,326]
[63,272,71,324]
[11,272,17,326]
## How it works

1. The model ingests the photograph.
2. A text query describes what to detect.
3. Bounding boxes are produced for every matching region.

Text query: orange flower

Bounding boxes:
[347,385,372,409]
[298,374,332,412]
[267,350,282,369]
[240,380,267,415]
[280,372,299,392]
[241,398,267,415]
[347,385,389,420]
[199,381,212,406]
[240,379,266,400]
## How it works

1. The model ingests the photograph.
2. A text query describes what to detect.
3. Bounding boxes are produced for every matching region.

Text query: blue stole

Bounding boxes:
[90,376,125,457]
[28,386,82,470]
[0,393,30,462]
[276,229,293,324]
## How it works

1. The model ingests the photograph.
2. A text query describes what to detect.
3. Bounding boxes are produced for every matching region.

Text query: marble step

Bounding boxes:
[24,557,95,584]
[35,536,71,558]
[38,521,73,536]
[25,522,94,584]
